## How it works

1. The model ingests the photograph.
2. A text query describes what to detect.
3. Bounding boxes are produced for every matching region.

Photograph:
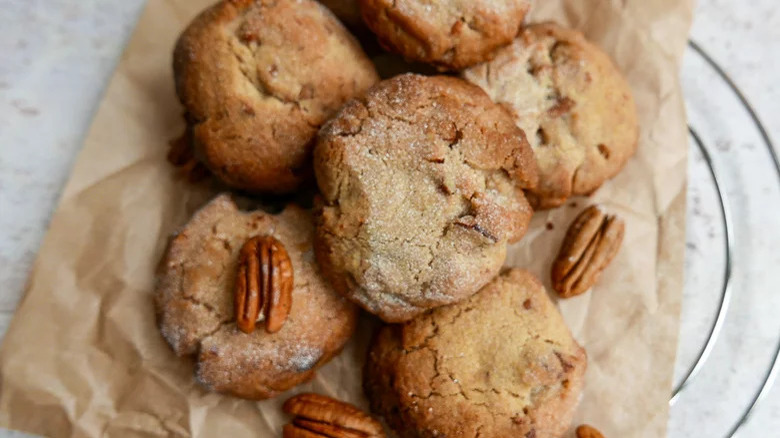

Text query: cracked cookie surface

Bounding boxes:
[314,74,538,323]
[358,0,531,70]
[463,23,639,209]
[155,194,358,399]
[174,0,378,193]
[364,269,586,438]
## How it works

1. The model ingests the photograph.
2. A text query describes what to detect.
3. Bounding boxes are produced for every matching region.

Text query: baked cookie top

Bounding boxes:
[463,23,639,209]
[359,0,531,70]
[155,194,358,400]
[174,0,378,193]
[314,74,538,322]
[319,0,363,28]
[365,269,587,438]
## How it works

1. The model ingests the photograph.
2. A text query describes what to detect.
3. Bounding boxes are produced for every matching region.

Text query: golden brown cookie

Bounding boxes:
[174,0,379,193]
[314,74,538,322]
[463,23,639,209]
[358,0,531,70]
[319,0,363,28]
[364,269,586,438]
[155,194,359,399]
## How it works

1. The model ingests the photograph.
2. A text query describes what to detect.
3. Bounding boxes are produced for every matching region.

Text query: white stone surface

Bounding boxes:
[0,0,779,436]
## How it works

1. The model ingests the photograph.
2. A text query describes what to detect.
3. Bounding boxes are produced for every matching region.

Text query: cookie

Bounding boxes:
[463,23,639,209]
[358,0,531,70]
[319,0,363,28]
[155,194,359,399]
[174,0,379,193]
[314,74,538,322]
[364,269,586,438]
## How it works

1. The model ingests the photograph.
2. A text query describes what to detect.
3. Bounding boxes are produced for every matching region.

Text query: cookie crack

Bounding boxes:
[171,255,228,324]
[463,16,480,34]
[230,35,309,115]
[553,351,574,373]
[399,309,532,428]
[368,101,420,128]
[197,319,235,348]
[181,295,223,319]
[381,0,433,59]
[448,372,472,402]
[570,161,585,195]
[180,292,233,343]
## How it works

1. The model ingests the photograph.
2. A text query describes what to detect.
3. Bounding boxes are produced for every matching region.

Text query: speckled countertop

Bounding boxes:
[1,0,779,436]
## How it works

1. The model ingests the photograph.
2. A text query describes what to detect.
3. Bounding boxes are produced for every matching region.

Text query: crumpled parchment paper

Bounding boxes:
[0,0,693,436]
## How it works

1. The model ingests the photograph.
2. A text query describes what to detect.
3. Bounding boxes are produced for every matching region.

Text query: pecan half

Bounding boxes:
[235,235,293,334]
[576,424,605,438]
[551,205,625,298]
[283,393,385,438]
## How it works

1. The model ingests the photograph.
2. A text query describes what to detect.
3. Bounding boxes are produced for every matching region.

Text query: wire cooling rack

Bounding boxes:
[669,41,780,437]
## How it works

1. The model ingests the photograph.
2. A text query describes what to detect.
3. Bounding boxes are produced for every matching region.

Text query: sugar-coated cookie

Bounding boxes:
[155,194,358,399]
[359,0,531,70]
[314,74,538,322]
[463,23,639,208]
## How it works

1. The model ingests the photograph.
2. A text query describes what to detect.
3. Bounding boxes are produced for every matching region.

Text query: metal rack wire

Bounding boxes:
[674,40,780,438]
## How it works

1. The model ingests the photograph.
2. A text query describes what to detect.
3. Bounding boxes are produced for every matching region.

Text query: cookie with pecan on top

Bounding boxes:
[155,194,358,399]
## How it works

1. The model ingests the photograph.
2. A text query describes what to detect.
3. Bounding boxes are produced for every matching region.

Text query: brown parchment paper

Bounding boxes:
[0,0,693,437]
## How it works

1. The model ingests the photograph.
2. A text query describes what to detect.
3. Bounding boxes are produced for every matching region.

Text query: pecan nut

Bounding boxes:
[235,235,293,334]
[283,393,385,438]
[551,205,625,298]
[576,424,605,438]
